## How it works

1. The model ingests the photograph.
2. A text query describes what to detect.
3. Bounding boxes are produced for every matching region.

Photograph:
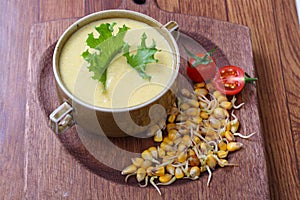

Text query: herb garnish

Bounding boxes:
[82,23,160,92]
[82,23,129,92]
[123,32,160,81]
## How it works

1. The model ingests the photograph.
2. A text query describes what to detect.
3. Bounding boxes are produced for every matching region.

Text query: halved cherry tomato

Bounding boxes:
[213,65,257,95]
[184,47,217,83]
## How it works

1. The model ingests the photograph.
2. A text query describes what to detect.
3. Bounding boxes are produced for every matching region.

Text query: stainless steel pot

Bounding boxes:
[50,9,180,137]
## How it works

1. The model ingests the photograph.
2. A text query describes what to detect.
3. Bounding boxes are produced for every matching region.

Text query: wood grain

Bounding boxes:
[25,3,269,199]
[1,0,299,199]
[84,0,226,20]
[85,0,165,15]
[0,1,38,200]
[178,0,227,20]
[272,0,300,185]
[84,0,122,14]
[39,0,85,21]
[226,0,300,199]
[156,0,180,13]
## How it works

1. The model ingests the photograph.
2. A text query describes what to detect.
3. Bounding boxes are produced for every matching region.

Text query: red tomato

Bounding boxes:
[186,53,217,83]
[214,65,257,95]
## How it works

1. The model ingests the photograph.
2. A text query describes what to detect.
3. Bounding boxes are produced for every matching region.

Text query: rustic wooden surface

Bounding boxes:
[0,0,299,199]
[25,2,267,199]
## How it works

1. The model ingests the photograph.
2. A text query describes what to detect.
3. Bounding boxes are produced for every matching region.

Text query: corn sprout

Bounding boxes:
[121,82,256,195]
[234,132,256,139]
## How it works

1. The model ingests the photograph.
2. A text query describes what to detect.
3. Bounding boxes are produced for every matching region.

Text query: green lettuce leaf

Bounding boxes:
[82,23,129,92]
[123,33,160,80]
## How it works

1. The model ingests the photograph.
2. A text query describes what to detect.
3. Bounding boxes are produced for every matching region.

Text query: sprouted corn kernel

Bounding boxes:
[168,114,176,123]
[159,174,173,183]
[181,88,191,98]
[175,167,184,179]
[227,142,243,152]
[180,103,190,111]
[194,82,205,88]
[166,165,175,175]
[121,82,255,195]
[218,141,227,151]
[136,168,146,182]
[190,166,201,178]
[224,130,235,142]
[141,160,152,169]
[131,157,144,167]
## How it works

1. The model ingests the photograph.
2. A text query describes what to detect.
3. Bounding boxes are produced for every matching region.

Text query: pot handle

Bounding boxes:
[163,21,179,40]
[49,102,74,134]
[163,21,179,33]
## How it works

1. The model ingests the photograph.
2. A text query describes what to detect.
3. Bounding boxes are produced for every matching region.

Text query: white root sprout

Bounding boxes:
[150,176,161,196]
[234,132,256,139]
[206,165,212,187]
[139,176,149,188]
[125,172,136,183]
[231,96,245,109]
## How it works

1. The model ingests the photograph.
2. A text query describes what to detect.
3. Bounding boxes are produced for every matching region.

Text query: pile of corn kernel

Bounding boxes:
[121,82,255,195]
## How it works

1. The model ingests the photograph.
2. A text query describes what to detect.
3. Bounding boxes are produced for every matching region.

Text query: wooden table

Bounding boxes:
[1,0,299,199]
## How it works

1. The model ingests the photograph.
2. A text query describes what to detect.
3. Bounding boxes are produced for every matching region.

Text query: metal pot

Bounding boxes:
[50,9,180,137]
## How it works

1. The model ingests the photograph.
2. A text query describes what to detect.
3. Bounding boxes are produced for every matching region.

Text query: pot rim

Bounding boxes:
[53,9,180,113]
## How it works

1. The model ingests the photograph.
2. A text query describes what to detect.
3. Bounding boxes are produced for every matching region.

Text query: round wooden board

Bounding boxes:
[38,33,229,186]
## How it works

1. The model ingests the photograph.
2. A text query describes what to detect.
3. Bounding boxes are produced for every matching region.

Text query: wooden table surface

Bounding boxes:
[1,0,299,199]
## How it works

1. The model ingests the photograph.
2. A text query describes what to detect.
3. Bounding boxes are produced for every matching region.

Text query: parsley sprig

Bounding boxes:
[123,33,160,80]
[82,23,160,92]
[82,23,129,92]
